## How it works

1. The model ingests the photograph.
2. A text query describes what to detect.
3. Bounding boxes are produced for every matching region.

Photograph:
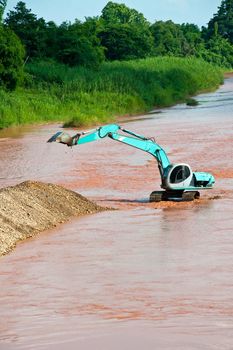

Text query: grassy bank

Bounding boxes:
[0,57,223,129]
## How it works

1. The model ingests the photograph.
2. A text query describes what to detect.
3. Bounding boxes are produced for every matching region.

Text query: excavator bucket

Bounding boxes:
[47,131,81,146]
[47,131,63,143]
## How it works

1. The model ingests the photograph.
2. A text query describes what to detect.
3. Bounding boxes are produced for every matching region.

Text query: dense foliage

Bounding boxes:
[4,1,46,58]
[206,0,233,44]
[2,0,233,70]
[0,0,25,91]
[55,19,105,68]
[0,26,25,90]
[0,0,7,22]
[0,0,230,128]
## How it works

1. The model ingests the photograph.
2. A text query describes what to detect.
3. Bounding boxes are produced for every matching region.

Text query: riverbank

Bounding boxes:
[0,181,106,256]
[224,71,233,78]
[0,57,223,129]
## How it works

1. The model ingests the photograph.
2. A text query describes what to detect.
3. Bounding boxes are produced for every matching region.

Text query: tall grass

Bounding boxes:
[0,57,223,129]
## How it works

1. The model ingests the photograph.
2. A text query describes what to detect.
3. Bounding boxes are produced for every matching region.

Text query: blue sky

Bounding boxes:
[5,0,221,27]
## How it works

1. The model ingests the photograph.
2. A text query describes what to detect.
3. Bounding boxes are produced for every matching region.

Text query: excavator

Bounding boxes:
[47,124,215,202]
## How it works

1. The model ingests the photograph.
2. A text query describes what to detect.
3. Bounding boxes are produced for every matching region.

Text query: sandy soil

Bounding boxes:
[0,181,106,256]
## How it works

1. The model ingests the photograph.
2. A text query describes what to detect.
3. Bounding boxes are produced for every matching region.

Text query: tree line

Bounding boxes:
[0,0,233,90]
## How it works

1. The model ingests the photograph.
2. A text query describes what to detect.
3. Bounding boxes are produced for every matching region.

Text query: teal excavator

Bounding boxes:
[48,124,215,202]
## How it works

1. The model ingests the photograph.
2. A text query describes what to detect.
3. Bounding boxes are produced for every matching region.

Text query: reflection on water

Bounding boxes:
[150,77,233,114]
[0,78,233,350]
[0,124,38,139]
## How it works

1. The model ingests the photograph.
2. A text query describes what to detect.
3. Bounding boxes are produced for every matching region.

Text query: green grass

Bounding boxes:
[0,57,223,129]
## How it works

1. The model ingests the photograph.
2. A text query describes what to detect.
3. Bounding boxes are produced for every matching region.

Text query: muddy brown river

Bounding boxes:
[0,77,233,350]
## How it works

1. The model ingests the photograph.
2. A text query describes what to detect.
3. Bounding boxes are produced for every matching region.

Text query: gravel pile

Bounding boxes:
[0,181,105,256]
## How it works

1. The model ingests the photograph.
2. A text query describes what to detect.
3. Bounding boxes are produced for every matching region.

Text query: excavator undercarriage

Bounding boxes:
[149,190,200,202]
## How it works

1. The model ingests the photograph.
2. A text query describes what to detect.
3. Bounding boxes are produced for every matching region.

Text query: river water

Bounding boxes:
[0,77,233,350]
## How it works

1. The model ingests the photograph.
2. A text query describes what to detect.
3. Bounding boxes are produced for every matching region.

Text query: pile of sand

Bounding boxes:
[0,181,105,256]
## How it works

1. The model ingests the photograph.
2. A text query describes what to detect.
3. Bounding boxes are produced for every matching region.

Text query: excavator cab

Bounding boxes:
[169,165,191,183]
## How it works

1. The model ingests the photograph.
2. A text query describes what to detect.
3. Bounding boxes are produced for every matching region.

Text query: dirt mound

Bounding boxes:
[0,181,106,256]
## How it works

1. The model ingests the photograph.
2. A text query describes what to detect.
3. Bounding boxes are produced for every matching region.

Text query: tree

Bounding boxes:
[202,34,233,67]
[206,0,233,44]
[101,1,149,28]
[150,21,189,56]
[0,0,7,22]
[42,21,59,59]
[0,26,25,90]
[99,2,153,60]
[57,20,105,68]
[99,23,153,60]
[5,1,47,58]
[180,23,205,56]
